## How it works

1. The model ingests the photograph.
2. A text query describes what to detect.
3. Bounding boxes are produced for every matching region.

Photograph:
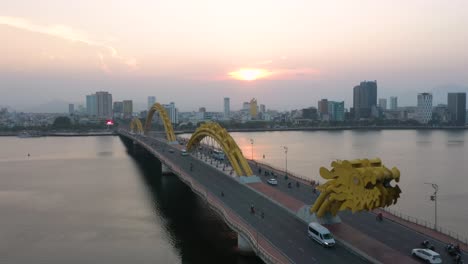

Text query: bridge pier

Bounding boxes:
[237,234,255,255]
[296,205,341,224]
[132,141,146,155]
[161,164,172,175]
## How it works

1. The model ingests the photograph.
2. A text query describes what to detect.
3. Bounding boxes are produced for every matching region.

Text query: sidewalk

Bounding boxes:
[375,208,468,252]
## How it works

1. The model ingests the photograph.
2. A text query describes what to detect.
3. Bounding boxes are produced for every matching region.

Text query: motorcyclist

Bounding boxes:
[376,212,383,221]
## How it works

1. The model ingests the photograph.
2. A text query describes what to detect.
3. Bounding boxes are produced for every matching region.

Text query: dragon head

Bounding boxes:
[311,158,401,217]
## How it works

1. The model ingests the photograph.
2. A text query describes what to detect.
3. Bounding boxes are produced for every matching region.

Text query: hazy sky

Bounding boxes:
[1,0,468,112]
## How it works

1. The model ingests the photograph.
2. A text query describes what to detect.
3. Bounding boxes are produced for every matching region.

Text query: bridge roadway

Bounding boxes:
[247,162,460,263]
[120,131,367,264]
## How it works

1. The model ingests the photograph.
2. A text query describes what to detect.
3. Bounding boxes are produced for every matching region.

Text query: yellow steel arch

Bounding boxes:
[130,118,144,133]
[186,122,253,177]
[145,103,176,142]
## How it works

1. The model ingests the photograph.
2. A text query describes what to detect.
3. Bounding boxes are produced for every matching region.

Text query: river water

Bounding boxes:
[0,136,261,264]
[226,130,468,239]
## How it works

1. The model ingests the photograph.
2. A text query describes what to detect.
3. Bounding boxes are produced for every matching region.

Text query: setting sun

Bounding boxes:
[228,68,272,81]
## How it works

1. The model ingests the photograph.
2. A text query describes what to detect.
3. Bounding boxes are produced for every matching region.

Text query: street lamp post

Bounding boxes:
[281,146,288,179]
[250,138,254,160]
[424,182,439,230]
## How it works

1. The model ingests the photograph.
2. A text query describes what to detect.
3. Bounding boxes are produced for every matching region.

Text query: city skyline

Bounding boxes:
[1,1,468,111]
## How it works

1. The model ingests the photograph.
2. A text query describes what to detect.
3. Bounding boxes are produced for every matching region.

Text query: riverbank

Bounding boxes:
[175,125,468,134]
[0,131,116,137]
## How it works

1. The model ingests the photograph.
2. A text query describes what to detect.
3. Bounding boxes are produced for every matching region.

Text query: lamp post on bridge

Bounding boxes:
[424,182,438,230]
[250,138,254,161]
[281,146,288,180]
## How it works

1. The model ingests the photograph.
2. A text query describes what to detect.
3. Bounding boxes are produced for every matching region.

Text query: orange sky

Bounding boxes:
[1,1,468,110]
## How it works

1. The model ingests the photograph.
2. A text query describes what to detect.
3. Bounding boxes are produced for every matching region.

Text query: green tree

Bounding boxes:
[53,116,72,128]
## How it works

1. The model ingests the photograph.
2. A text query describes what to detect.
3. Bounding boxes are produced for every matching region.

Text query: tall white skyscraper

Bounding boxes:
[148,96,156,109]
[224,97,230,118]
[389,96,398,110]
[416,93,433,124]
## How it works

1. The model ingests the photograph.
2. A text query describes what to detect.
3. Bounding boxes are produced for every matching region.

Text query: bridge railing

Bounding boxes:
[248,159,318,186]
[383,207,468,247]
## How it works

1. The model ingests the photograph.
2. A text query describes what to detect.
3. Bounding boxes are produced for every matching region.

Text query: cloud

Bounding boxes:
[0,16,137,73]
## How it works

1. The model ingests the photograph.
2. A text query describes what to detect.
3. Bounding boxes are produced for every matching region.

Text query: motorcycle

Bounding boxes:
[421,240,435,251]
[446,243,462,256]
[376,213,383,222]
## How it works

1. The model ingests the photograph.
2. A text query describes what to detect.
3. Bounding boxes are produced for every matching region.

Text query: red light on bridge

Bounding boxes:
[106,119,114,125]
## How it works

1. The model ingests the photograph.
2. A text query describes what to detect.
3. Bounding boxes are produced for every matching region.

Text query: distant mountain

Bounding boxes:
[21,100,70,113]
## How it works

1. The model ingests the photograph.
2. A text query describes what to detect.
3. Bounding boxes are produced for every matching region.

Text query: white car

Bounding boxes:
[267,178,278,185]
[411,248,442,264]
[181,149,188,156]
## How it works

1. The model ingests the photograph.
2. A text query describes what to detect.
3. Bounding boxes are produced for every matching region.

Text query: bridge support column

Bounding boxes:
[237,234,255,255]
[132,141,146,155]
[161,164,172,175]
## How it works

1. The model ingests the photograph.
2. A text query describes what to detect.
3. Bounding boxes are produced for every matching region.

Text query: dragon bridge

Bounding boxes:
[145,103,176,142]
[310,158,401,218]
[186,122,253,177]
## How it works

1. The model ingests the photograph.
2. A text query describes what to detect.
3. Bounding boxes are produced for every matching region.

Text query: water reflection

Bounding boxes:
[127,149,263,264]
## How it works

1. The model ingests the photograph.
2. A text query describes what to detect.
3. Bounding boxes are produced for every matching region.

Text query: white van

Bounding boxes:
[307,222,336,247]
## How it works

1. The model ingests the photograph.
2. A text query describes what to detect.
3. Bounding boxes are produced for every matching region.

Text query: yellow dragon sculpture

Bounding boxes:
[310,158,401,218]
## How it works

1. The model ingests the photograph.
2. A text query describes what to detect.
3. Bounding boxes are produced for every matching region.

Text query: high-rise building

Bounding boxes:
[259,104,266,113]
[378,98,387,110]
[224,97,230,118]
[163,102,178,124]
[318,99,328,116]
[86,94,97,116]
[328,101,345,121]
[389,96,398,110]
[250,98,258,119]
[199,107,206,113]
[447,93,466,126]
[95,91,112,118]
[123,100,133,119]
[148,96,156,109]
[68,104,74,115]
[416,93,433,124]
[353,81,377,119]
[113,101,123,118]
[243,102,250,110]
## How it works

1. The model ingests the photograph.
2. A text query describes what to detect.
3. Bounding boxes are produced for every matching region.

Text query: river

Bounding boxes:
[0,136,261,263]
